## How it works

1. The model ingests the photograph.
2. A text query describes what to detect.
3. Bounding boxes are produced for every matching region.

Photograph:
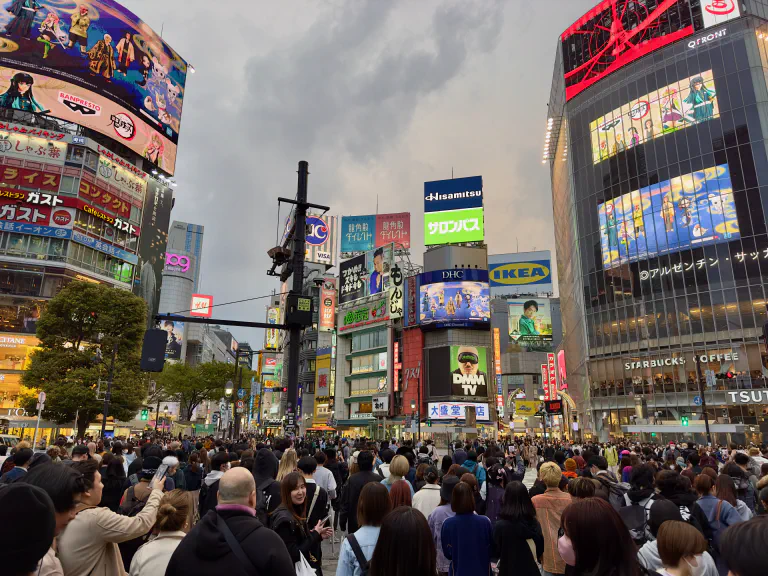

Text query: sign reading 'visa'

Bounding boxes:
[489,260,551,286]
[424,176,483,213]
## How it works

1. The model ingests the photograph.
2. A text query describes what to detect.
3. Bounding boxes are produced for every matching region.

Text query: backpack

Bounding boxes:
[347,533,369,576]
[595,475,630,512]
[117,486,151,571]
[255,478,275,526]
[619,494,655,545]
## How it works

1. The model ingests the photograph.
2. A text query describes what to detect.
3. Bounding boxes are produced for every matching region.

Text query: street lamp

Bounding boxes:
[225,382,233,440]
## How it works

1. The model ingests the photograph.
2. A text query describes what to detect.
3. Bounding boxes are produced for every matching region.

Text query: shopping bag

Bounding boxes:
[295,552,317,576]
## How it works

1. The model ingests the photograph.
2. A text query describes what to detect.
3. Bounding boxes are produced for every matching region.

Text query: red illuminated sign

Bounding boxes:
[190,294,214,318]
[561,0,695,101]
[78,180,132,220]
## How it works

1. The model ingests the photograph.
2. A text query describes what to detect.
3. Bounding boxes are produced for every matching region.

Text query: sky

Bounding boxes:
[121,0,598,346]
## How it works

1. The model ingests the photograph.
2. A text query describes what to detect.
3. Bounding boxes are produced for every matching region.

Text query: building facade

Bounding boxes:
[549,1,768,443]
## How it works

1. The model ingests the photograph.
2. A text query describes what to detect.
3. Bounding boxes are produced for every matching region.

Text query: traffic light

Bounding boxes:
[426,419,432,427]
[681,416,689,427]
[282,387,287,393]
[140,409,148,421]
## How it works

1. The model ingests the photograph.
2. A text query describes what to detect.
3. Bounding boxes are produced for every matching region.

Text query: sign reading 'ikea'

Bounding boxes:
[489,260,551,286]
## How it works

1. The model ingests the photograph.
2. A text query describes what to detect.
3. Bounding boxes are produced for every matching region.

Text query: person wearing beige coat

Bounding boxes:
[58,459,164,576]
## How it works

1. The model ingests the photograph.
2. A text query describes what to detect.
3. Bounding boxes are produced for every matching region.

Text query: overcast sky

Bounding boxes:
[121,0,597,346]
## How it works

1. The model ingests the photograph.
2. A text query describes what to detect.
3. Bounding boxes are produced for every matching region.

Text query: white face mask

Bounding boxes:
[684,554,706,576]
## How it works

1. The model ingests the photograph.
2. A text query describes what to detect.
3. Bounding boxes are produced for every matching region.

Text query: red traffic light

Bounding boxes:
[282,387,287,393]
[726,371,734,379]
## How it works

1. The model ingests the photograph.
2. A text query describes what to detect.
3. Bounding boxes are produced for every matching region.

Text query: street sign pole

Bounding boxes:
[33,391,45,449]
[694,354,713,446]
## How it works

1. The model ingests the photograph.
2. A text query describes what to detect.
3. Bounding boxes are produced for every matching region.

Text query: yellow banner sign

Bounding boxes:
[514,400,539,416]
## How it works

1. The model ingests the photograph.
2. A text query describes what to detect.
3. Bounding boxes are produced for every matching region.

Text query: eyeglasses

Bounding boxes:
[458,353,479,364]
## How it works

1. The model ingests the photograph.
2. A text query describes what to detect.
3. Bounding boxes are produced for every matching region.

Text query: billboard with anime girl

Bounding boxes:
[0,1,189,171]
[598,164,740,269]
[590,70,718,164]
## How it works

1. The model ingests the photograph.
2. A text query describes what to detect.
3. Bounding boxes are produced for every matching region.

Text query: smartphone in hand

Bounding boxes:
[152,463,168,488]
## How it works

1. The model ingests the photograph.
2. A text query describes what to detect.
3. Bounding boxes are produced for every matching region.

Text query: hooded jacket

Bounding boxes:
[165,507,294,576]
[252,448,282,514]
[452,449,468,466]
[493,516,544,576]
[463,459,486,486]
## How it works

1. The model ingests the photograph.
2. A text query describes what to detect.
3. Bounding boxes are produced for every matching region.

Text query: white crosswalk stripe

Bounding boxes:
[523,466,537,489]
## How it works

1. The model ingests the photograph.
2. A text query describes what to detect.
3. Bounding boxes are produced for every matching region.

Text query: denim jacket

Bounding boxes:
[337,526,380,576]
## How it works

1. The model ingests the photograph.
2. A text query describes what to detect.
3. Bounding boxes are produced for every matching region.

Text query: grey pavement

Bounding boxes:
[320,466,539,575]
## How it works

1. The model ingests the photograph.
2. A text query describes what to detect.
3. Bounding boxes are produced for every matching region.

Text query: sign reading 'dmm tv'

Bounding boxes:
[424,176,483,213]
[489,260,551,287]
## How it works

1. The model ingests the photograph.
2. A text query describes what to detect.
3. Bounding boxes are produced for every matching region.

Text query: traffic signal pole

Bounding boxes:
[694,354,713,446]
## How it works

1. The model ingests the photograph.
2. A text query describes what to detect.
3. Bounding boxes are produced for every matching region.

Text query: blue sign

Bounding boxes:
[419,269,489,285]
[489,260,552,287]
[237,388,246,399]
[0,220,72,239]
[305,215,330,246]
[340,215,377,252]
[72,136,87,145]
[72,231,139,265]
[424,176,483,213]
[693,396,703,406]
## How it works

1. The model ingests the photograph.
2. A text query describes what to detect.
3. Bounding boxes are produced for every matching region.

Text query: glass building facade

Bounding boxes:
[550,8,768,443]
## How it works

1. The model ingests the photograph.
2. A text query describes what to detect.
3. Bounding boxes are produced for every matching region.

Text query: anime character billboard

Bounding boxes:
[598,164,739,269]
[419,281,490,327]
[0,1,188,169]
[590,70,718,164]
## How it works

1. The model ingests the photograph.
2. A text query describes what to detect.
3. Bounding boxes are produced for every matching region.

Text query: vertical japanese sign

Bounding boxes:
[319,278,337,332]
[339,253,366,303]
[547,352,558,401]
[376,212,411,249]
[389,263,403,320]
[265,307,280,350]
[542,363,550,401]
[406,275,417,327]
[393,341,401,393]
[493,328,503,411]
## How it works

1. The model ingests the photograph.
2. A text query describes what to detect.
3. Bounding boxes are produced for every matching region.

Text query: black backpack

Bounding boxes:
[347,533,369,576]
[255,478,276,526]
[619,494,655,545]
[117,486,151,571]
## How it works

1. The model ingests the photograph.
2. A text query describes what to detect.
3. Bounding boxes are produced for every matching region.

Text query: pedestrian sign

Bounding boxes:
[237,388,246,399]
[693,396,703,406]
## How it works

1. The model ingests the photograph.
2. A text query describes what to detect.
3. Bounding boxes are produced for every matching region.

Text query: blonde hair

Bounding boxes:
[539,462,563,488]
[277,448,298,482]
[155,489,189,532]
[388,455,410,480]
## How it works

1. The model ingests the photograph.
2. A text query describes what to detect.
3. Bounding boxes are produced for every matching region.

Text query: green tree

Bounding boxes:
[21,281,148,438]
[157,361,232,422]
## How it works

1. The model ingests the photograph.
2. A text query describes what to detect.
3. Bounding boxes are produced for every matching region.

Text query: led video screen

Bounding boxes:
[419,281,490,328]
[598,164,739,269]
[590,70,718,164]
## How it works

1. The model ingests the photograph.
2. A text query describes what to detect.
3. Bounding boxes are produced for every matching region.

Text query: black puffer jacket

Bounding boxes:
[252,448,282,514]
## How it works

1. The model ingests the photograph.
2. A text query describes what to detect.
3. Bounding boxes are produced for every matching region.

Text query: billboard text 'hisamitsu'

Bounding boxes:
[424,176,483,213]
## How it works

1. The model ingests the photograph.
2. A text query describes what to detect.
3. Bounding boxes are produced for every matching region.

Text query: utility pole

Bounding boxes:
[694,353,713,446]
[286,161,309,430]
[100,341,118,439]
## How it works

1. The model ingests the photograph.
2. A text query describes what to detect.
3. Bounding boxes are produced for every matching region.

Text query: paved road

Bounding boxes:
[320,466,539,574]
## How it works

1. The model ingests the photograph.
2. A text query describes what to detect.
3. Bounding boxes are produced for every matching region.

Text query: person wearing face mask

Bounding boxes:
[558,498,644,576]
[638,500,718,576]
[654,519,713,576]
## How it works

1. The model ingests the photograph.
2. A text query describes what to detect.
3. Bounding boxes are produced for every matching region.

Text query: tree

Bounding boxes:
[21,281,148,438]
[157,361,232,422]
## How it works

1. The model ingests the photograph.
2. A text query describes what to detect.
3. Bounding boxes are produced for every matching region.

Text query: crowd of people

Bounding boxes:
[1,433,767,576]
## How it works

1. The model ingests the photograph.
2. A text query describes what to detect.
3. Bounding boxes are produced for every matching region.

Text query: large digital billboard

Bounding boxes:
[340,212,411,252]
[424,207,484,245]
[0,1,189,172]
[508,298,553,352]
[598,164,739,268]
[449,345,489,399]
[561,0,695,101]
[339,244,394,304]
[424,176,483,213]
[419,280,490,328]
[590,70,718,164]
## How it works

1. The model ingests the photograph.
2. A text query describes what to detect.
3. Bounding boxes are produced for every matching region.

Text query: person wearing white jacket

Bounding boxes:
[129,489,189,576]
[412,467,441,518]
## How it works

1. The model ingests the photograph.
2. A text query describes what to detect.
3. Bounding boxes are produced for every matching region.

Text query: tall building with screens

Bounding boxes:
[549,1,768,443]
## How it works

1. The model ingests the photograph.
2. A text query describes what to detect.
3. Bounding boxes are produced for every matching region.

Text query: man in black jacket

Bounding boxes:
[199,451,230,517]
[252,447,282,515]
[339,450,381,533]
[166,467,294,576]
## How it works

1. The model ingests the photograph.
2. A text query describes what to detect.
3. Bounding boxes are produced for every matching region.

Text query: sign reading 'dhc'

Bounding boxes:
[424,175,483,213]
[489,260,551,286]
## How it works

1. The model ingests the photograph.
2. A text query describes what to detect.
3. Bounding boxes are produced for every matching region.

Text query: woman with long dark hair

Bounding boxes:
[0,72,44,113]
[369,506,437,576]
[715,474,752,521]
[494,481,543,576]
[560,498,643,576]
[441,482,494,576]
[271,472,332,574]
[99,457,127,512]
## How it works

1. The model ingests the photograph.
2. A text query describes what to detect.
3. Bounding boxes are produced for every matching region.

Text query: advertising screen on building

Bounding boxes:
[419,281,490,328]
[508,298,553,352]
[424,207,484,245]
[265,307,280,350]
[448,345,489,399]
[190,294,213,318]
[598,164,738,269]
[590,70,718,164]
[341,213,411,252]
[161,318,183,360]
[701,0,741,29]
[561,0,695,101]
[319,277,337,332]
[281,212,337,266]
[0,1,188,171]
[489,253,552,291]
[338,244,394,304]
[424,176,483,213]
